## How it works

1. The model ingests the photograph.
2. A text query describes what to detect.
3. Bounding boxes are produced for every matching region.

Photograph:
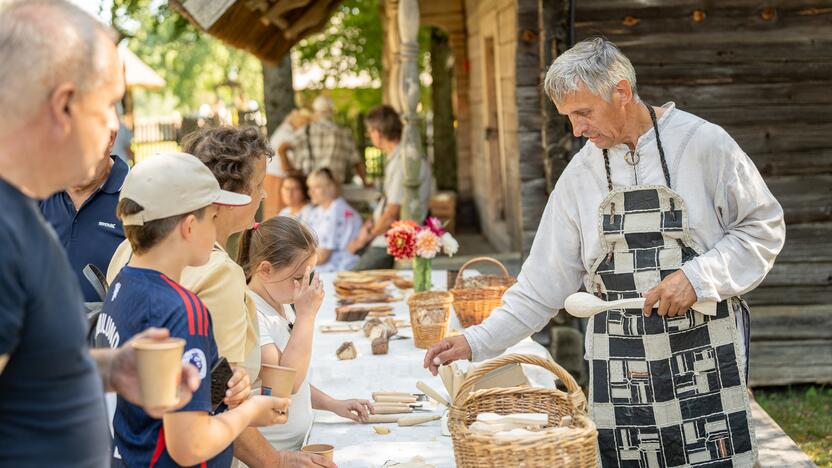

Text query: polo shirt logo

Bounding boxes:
[98,221,117,229]
[183,348,208,380]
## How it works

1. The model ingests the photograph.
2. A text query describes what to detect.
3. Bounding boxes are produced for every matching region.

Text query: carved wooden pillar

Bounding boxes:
[397,0,426,222]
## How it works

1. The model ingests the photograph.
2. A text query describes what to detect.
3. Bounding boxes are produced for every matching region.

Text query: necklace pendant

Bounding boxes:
[625,151,640,166]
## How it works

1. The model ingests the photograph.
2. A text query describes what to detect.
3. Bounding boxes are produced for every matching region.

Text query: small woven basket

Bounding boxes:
[450,257,516,327]
[407,291,453,349]
[449,354,598,468]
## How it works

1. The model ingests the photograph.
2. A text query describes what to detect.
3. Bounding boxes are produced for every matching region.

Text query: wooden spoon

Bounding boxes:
[564,292,717,317]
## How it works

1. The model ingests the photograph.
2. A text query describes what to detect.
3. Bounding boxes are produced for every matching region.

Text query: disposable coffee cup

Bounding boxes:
[132,337,185,408]
[259,364,296,398]
[301,444,334,461]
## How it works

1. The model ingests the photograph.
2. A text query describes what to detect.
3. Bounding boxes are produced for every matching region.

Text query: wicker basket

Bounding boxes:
[450,257,516,327]
[407,291,453,349]
[449,354,597,468]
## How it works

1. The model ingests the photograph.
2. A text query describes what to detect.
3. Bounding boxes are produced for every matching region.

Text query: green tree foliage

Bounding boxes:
[107,0,264,115]
[293,0,384,88]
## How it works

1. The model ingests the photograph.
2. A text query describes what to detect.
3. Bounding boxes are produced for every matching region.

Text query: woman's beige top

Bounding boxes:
[107,241,261,380]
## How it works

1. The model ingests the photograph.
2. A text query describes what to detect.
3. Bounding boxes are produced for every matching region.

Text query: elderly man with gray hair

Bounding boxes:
[0,2,199,466]
[425,37,785,467]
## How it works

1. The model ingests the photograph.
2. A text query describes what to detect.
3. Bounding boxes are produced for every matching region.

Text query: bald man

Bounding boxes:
[0,2,198,465]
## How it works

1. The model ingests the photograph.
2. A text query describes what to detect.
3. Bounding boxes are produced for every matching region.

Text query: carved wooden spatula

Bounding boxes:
[564,292,717,317]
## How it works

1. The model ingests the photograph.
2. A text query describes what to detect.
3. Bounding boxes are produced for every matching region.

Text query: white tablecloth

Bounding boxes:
[305,271,555,468]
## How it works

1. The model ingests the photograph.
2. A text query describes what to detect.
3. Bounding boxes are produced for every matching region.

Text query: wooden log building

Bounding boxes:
[173,0,831,387]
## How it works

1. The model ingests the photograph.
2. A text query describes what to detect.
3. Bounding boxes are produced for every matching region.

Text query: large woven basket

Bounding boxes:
[407,291,453,349]
[450,257,516,327]
[449,354,598,468]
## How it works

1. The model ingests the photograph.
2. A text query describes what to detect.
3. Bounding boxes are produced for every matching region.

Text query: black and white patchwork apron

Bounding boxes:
[586,105,757,467]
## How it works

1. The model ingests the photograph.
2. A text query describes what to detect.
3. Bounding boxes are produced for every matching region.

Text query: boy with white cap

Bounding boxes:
[98,152,290,468]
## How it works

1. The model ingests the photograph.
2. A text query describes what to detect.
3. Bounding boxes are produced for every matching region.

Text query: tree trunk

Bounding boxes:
[262,55,295,136]
[430,27,457,192]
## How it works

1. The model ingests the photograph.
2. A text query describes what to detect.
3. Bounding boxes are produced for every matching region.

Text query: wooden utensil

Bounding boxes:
[564,292,717,317]
[438,365,454,398]
[375,395,419,403]
[398,414,441,427]
[451,365,465,400]
[366,414,401,423]
[373,404,414,414]
[416,381,449,407]
[320,324,362,333]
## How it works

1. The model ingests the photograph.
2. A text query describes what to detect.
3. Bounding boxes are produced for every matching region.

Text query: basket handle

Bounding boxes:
[452,354,586,411]
[453,256,510,288]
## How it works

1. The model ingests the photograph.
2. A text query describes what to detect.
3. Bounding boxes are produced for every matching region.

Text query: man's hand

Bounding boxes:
[279,451,336,467]
[423,335,472,376]
[224,366,251,409]
[643,270,697,317]
[108,328,201,418]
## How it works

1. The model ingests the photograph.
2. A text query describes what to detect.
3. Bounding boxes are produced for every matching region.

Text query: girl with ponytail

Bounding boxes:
[238,216,374,450]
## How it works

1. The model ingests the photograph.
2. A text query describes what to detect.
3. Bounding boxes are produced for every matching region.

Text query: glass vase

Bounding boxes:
[413,256,432,292]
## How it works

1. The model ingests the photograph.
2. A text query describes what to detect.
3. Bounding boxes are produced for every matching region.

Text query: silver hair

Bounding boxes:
[543,37,638,104]
[0,0,115,128]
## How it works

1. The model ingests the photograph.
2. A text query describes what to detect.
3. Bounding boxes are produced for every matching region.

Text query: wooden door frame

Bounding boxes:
[479,9,510,226]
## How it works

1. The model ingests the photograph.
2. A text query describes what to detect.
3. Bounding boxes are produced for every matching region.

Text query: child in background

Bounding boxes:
[305,168,362,272]
[237,216,374,450]
[98,152,290,467]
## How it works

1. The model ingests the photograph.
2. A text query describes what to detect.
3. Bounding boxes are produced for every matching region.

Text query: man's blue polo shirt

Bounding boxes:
[40,155,129,302]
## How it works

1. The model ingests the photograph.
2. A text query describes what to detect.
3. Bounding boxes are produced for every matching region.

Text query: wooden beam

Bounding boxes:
[246,0,270,13]
[749,305,832,341]
[263,0,310,29]
[745,285,832,306]
[748,339,832,387]
[775,222,832,264]
[283,0,335,39]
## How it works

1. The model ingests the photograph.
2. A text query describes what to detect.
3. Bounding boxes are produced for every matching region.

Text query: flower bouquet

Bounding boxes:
[386,217,459,292]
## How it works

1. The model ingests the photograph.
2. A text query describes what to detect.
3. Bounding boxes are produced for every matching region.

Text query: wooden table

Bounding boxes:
[305,271,556,468]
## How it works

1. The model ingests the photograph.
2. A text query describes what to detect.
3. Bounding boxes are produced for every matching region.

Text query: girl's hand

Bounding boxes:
[224,366,251,409]
[293,266,324,320]
[330,398,374,423]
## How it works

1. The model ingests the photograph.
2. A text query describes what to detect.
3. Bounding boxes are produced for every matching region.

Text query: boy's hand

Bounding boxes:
[279,451,336,467]
[248,395,291,427]
[293,266,324,320]
[224,366,251,409]
[109,328,201,418]
[331,399,374,423]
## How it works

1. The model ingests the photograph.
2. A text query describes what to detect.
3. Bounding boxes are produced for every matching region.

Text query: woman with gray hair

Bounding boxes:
[425,37,785,467]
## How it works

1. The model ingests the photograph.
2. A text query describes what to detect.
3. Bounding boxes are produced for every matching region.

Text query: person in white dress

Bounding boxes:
[237,216,374,451]
[305,168,362,272]
[276,173,313,223]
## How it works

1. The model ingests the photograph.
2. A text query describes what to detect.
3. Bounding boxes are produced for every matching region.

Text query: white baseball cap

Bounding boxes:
[120,152,251,226]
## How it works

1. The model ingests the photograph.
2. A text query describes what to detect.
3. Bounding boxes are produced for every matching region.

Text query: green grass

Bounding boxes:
[755,385,832,467]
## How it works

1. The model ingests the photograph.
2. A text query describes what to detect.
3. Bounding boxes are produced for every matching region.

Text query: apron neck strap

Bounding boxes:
[602,103,672,192]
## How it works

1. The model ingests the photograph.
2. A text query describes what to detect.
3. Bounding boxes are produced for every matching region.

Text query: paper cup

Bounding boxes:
[301,444,334,461]
[259,364,296,398]
[132,337,185,408]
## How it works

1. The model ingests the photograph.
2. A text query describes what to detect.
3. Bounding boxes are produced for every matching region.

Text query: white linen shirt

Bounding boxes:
[463,102,786,362]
